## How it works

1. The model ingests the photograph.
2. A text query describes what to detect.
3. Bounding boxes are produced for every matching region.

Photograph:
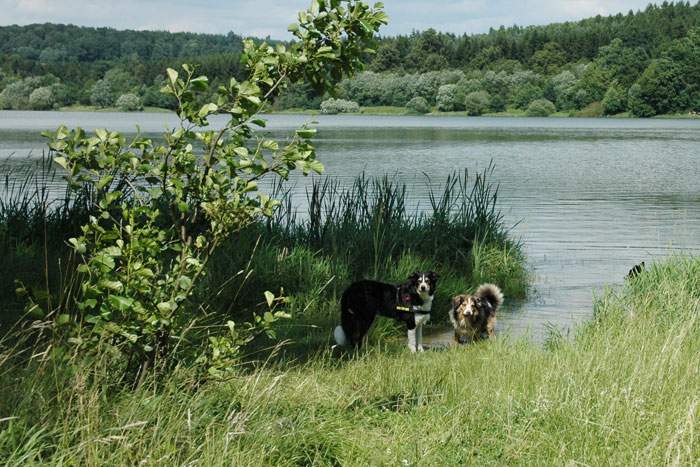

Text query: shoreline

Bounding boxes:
[0,105,695,120]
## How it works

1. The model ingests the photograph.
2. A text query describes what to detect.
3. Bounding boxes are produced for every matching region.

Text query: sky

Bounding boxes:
[1,0,660,38]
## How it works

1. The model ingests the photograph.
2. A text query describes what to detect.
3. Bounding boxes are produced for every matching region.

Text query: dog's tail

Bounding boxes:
[475,283,504,310]
[333,325,348,346]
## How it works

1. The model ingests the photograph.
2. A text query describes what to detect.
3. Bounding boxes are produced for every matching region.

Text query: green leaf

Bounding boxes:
[264,291,275,307]
[166,68,179,85]
[54,156,68,170]
[234,146,249,157]
[108,296,134,311]
[96,175,113,191]
[191,76,209,91]
[56,314,71,325]
[157,302,174,313]
[307,160,325,174]
[68,238,87,254]
[296,128,317,139]
[198,103,218,118]
[178,275,192,291]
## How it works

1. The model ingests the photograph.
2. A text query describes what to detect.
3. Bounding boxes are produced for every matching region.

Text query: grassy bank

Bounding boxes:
[1,256,698,464]
[57,104,172,113]
[269,106,700,119]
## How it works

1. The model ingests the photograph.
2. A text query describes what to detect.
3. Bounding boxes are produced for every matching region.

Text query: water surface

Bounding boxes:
[2,110,699,341]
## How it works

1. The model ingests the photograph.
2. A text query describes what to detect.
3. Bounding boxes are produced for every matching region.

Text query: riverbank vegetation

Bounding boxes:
[1,249,697,463]
[2,2,700,117]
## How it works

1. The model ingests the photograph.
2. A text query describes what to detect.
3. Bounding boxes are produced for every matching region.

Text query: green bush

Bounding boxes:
[89,79,114,108]
[574,101,604,117]
[602,82,627,115]
[28,86,54,110]
[511,82,544,109]
[526,98,556,116]
[464,90,491,115]
[320,98,360,114]
[435,84,464,111]
[406,96,430,114]
[38,0,387,381]
[115,93,143,111]
[628,58,687,117]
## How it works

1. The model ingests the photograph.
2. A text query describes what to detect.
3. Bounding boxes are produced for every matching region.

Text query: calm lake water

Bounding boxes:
[2,110,700,341]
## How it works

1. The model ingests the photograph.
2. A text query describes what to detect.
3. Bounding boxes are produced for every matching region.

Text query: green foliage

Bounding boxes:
[594,38,649,88]
[435,84,464,111]
[89,79,114,108]
[114,93,143,111]
[0,75,58,110]
[573,101,604,118]
[547,70,578,110]
[574,63,607,106]
[28,86,54,110]
[526,98,556,117]
[464,90,491,116]
[41,0,387,377]
[3,3,700,114]
[2,257,698,464]
[511,83,544,110]
[405,96,430,114]
[320,97,360,114]
[602,82,628,115]
[530,42,566,75]
[629,58,687,117]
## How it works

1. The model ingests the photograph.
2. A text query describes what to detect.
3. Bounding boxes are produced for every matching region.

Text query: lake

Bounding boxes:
[2,110,700,341]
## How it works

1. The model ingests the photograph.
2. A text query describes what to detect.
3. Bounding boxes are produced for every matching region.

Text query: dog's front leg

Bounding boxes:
[415,324,424,351]
[407,328,417,353]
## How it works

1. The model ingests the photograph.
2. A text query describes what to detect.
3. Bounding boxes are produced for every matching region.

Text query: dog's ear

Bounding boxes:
[408,272,419,284]
[428,271,438,284]
[452,295,464,309]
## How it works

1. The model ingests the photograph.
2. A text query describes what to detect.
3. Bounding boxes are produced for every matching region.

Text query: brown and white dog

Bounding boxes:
[449,284,503,344]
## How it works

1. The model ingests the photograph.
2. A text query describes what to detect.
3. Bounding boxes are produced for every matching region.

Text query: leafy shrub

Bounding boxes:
[549,70,578,110]
[628,58,687,117]
[28,86,55,110]
[320,98,360,114]
[406,96,430,114]
[40,0,387,380]
[115,93,143,111]
[0,80,30,109]
[90,79,114,108]
[602,82,627,115]
[574,101,604,117]
[0,75,59,109]
[627,83,655,117]
[464,90,491,115]
[436,84,464,111]
[526,98,556,117]
[511,83,544,109]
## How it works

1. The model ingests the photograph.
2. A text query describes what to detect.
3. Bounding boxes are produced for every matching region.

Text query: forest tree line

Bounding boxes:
[1,1,699,116]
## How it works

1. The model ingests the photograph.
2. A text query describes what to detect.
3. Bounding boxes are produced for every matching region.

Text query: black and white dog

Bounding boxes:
[333,272,438,352]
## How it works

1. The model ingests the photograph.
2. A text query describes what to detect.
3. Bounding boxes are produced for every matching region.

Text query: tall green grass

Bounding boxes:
[1,257,697,464]
[1,158,527,355]
[209,165,526,308]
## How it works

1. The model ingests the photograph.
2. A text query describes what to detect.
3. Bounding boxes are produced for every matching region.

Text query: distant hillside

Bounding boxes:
[369,1,700,72]
[0,1,699,116]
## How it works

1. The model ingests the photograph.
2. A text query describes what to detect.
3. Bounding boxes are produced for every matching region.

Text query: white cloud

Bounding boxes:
[0,0,657,37]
